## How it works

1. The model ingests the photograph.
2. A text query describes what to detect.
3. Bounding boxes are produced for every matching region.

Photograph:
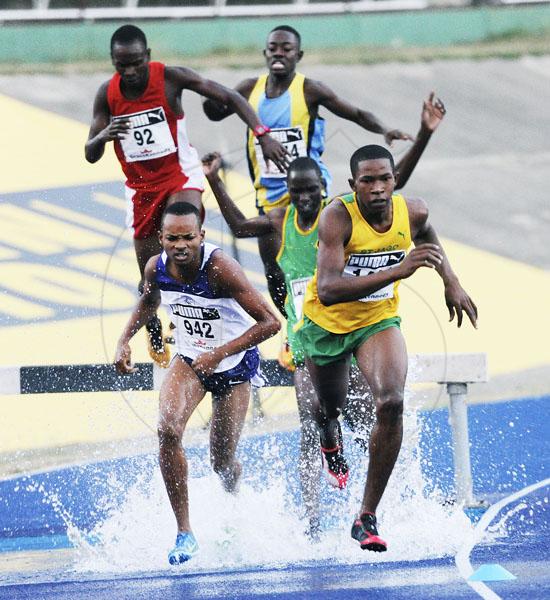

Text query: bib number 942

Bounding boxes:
[183,319,215,339]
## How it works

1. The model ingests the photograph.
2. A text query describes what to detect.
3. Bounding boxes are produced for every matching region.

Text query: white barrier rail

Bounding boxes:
[0,352,487,506]
[0,0,429,22]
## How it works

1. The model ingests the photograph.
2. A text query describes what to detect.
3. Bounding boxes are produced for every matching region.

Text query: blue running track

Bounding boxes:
[0,397,548,599]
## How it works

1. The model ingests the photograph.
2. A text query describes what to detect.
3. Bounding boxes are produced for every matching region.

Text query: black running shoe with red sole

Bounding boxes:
[351,512,387,552]
[321,446,349,489]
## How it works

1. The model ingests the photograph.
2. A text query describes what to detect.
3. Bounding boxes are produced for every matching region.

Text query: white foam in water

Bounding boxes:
[69,392,475,574]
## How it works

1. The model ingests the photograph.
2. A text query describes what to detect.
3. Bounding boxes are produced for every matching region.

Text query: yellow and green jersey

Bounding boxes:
[303,192,411,334]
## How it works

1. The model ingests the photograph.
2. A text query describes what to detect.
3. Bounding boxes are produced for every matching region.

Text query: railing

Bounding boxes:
[0,0,441,22]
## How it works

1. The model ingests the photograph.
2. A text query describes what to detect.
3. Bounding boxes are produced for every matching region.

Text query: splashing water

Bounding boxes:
[68,393,474,574]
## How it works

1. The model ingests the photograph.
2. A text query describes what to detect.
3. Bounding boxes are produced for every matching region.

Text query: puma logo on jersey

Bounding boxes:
[397,231,406,239]
[170,304,220,320]
[348,251,405,269]
[114,107,167,129]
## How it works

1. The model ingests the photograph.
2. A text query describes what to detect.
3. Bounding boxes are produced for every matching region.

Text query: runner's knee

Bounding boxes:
[375,391,404,425]
[158,424,183,447]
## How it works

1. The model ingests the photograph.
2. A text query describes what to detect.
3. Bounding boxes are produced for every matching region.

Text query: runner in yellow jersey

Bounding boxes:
[297,144,478,552]
[202,93,447,540]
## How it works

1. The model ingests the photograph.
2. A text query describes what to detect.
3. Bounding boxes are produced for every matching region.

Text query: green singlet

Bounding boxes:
[275,202,321,365]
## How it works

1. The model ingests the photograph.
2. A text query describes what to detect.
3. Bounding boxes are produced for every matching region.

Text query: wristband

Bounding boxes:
[253,124,271,138]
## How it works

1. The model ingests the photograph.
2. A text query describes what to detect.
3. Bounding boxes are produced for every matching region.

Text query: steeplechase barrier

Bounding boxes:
[0,352,487,507]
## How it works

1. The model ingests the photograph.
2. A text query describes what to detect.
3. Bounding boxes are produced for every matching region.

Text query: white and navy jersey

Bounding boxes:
[156,243,256,372]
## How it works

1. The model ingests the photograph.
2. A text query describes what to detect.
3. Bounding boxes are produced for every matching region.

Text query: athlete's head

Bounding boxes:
[264,25,303,77]
[350,145,395,178]
[348,145,396,213]
[270,25,301,48]
[160,202,205,268]
[110,25,150,87]
[110,25,147,52]
[287,157,324,221]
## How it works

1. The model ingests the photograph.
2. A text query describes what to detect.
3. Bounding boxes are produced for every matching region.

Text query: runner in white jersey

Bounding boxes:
[115,201,280,565]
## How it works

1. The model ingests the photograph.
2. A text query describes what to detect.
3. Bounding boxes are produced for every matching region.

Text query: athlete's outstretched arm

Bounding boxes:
[202,79,255,121]
[409,198,477,328]
[85,82,130,163]
[115,257,161,374]
[191,253,281,376]
[395,93,446,190]
[305,79,413,146]
[202,152,277,238]
[171,67,289,172]
[316,201,442,306]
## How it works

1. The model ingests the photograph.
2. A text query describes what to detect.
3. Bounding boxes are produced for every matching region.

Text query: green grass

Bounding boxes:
[2,28,549,74]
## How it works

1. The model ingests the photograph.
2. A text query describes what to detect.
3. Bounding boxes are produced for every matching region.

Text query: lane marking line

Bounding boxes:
[455,477,550,599]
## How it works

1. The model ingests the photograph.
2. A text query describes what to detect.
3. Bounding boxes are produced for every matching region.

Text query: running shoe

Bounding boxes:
[168,531,199,565]
[320,420,349,489]
[146,316,171,368]
[321,446,349,489]
[321,446,349,490]
[277,338,296,372]
[350,512,387,552]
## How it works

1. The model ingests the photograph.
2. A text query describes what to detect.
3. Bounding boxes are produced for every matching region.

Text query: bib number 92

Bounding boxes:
[133,128,155,146]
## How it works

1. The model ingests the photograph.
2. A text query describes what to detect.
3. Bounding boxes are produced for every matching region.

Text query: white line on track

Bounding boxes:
[455,477,550,600]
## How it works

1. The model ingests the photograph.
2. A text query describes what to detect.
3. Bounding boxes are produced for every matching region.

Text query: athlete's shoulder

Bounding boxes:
[321,195,352,226]
[98,78,111,93]
[335,192,355,205]
[318,200,352,247]
[403,195,428,214]
[207,247,248,293]
[204,244,230,271]
[95,79,112,100]
[164,64,195,83]
[403,196,429,228]
[303,76,332,102]
[144,254,162,285]
[145,253,162,270]
[236,77,260,98]
[268,206,287,230]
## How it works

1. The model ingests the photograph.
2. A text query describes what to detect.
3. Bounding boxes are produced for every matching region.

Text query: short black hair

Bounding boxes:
[350,145,395,178]
[161,202,203,229]
[110,24,147,53]
[287,157,322,179]
[269,25,301,47]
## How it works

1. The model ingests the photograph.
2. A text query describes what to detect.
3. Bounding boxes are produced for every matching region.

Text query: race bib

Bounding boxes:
[344,251,405,302]
[170,303,222,352]
[254,126,307,178]
[289,276,312,321]
[113,106,176,162]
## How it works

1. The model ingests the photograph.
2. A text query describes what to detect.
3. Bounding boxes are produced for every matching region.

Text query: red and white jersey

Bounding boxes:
[107,61,201,191]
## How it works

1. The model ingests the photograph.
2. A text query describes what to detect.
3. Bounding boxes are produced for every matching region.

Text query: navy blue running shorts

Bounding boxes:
[178,347,263,395]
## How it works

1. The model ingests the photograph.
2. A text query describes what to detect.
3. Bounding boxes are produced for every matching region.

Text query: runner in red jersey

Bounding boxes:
[86,24,288,365]
[107,60,205,240]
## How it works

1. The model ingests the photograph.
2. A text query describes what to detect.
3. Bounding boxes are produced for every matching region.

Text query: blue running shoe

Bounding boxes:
[168,532,199,565]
